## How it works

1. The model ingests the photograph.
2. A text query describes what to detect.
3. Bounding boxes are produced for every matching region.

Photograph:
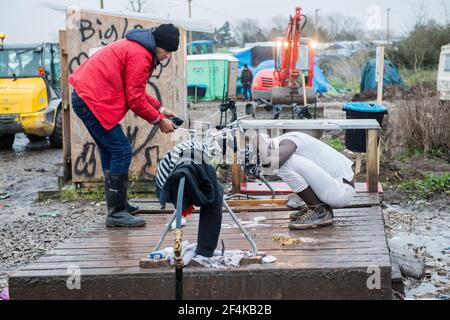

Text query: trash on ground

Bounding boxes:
[0,192,10,200]
[272,234,302,246]
[29,211,62,217]
[262,255,277,264]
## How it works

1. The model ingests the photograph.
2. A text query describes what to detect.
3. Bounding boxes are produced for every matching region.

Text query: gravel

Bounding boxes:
[0,201,103,291]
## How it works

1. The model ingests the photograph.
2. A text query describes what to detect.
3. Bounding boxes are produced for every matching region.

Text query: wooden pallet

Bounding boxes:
[8,193,392,300]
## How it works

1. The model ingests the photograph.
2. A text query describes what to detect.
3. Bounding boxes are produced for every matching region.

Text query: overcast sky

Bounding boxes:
[1,0,449,44]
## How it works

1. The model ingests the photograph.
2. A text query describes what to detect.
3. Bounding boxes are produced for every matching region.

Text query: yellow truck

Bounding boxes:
[0,33,62,149]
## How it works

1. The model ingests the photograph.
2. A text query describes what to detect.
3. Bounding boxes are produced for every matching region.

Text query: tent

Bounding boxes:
[187,54,239,101]
[232,45,274,69]
[360,58,405,93]
[313,57,334,94]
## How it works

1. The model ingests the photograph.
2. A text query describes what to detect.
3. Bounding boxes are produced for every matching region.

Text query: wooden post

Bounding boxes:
[301,73,307,106]
[376,46,385,106]
[231,130,245,194]
[355,153,362,175]
[59,30,72,182]
[366,129,379,193]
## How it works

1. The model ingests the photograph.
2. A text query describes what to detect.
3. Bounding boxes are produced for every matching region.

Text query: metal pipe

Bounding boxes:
[223,200,258,255]
[153,211,176,252]
[174,177,185,301]
[175,177,185,229]
[259,175,275,199]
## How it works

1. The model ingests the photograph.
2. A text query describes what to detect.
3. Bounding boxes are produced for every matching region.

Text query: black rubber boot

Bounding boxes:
[104,171,139,215]
[288,204,334,230]
[105,174,146,228]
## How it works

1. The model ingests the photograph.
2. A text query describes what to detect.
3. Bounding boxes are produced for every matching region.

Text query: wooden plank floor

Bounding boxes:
[9,193,392,300]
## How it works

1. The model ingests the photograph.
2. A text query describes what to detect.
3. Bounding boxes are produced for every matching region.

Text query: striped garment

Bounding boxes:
[156,140,211,190]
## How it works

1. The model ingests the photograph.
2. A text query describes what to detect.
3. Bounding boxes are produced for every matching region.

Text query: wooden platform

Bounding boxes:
[9,194,392,300]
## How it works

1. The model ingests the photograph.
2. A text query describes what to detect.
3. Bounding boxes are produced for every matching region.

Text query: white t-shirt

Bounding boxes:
[273,132,355,182]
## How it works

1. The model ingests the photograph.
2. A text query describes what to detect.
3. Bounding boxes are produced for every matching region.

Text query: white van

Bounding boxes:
[437,44,450,102]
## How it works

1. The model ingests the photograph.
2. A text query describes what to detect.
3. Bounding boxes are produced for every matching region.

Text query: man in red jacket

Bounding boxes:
[69,24,180,228]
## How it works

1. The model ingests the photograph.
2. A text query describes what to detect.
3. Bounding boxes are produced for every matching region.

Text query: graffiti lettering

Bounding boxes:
[78,17,144,44]
[79,19,95,42]
[121,17,129,39]
[103,24,118,42]
[129,126,158,158]
[126,126,139,151]
[141,146,162,178]
[74,143,97,178]
[147,81,162,102]
[69,52,89,74]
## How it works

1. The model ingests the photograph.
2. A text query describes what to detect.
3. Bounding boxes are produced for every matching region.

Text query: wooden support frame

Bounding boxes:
[366,129,379,193]
[231,130,245,194]
[59,30,72,182]
[376,46,385,106]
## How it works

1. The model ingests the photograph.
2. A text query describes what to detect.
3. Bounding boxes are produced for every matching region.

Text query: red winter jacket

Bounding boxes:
[69,38,163,130]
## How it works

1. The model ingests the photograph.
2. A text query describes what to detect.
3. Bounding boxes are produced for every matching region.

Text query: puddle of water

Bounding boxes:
[384,204,450,300]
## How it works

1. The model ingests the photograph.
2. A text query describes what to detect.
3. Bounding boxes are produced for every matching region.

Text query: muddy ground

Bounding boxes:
[0,102,448,300]
[0,134,104,292]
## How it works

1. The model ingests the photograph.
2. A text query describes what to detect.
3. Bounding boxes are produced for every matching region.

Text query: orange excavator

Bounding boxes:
[251,7,316,118]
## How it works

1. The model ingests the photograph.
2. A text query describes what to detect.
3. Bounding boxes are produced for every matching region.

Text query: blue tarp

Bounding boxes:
[360,59,405,93]
[313,58,332,93]
[233,48,253,69]
[253,60,274,77]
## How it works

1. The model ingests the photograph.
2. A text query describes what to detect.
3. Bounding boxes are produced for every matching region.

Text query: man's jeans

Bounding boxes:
[71,91,132,175]
[242,84,252,100]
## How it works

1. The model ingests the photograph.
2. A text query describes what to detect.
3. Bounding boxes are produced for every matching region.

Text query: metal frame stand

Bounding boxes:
[153,188,258,256]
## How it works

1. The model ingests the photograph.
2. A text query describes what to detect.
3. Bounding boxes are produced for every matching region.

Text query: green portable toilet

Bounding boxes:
[187,54,239,102]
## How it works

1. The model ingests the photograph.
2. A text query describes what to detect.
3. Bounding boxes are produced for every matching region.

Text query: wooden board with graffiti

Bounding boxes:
[65,9,187,183]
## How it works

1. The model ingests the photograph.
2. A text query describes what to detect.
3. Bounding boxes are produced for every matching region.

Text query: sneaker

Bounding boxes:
[287,193,304,209]
[289,206,309,221]
[288,204,334,230]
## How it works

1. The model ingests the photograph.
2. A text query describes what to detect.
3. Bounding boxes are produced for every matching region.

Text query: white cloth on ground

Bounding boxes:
[163,241,253,269]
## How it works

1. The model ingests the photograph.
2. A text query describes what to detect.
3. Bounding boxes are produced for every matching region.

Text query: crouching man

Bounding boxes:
[252,131,356,230]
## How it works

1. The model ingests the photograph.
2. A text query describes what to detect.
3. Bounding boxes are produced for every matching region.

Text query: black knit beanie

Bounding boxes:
[153,24,180,52]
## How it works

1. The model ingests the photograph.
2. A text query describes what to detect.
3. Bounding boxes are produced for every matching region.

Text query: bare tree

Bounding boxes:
[265,15,287,40]
[412,0,430,27]
[442,0,450,25]
[322,14,363,41]
[233,19,267,46]
[365,29,389,41]
[265,14,325,41]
